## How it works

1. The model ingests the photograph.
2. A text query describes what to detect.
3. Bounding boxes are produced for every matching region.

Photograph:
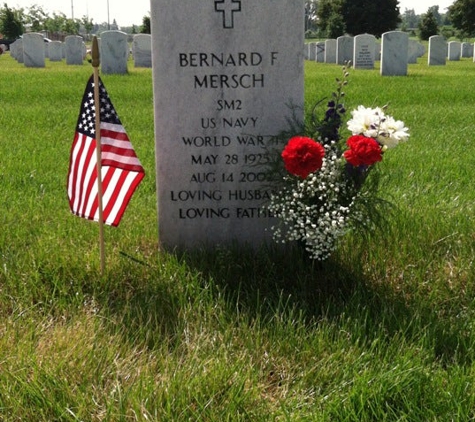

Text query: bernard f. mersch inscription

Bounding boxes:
[215,0,242,29]
[152,0,304,248]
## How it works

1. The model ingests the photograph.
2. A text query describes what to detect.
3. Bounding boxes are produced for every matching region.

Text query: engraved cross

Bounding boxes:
[215,0,241,29]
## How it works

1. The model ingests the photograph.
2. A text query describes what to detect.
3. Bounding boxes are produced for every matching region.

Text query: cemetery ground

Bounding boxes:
[1,52,475,420]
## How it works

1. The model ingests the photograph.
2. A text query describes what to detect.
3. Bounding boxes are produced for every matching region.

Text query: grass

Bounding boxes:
[1,53,475,420]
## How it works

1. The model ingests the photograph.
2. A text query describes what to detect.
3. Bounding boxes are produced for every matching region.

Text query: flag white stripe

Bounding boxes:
[101,122,126,133]
[101,151,142,166]
[107,171,139,224]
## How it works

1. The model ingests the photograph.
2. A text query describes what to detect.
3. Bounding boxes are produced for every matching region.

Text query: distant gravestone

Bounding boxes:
[375,42,381,60]
[336,35,353,65]
[23,33,45,68]
[428,35,446,66]
[48,41,63,62]
[448,41,461,61]
[133,34,152,67]
[353,34,375,69]
[308,42,316,61]
[408,39,423,64]
[324,39,337,63]
[9,40,18,60]
[100,30,129,74]
[461,42,473,58]
[65,35,84,65]
[316,41,325,62]
[380,31,408,76]
[151,0,305,249]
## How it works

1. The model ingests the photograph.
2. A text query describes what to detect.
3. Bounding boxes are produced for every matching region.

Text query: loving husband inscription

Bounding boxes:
[151,0,304,249]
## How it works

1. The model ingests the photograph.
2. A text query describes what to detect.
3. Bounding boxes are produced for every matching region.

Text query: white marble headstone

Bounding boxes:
[308,42,316,61]
[336,36,353,65]
[428,35,446,66]
[100,30,129,74]
[65,36,84,65]
[353,34,375,70]
[448,41,461,61]
[23,33,45,68]
[380,31,408,76]
[151,0,305,250]
[316,41,325,62]
[324,39,337,63]
[133,34,152,68]
[461,42,473,58]
[48,41,63,62]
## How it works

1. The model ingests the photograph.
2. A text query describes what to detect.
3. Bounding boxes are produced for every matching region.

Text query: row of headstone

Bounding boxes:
[7,31,152,72]
[428,36,475,65]
[308,32,475,74]
[306,33,425,73]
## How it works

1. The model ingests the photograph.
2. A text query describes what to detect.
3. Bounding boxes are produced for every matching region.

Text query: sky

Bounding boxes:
[7,0,454,28]
[8,0,150,27]
[397,0,453,14]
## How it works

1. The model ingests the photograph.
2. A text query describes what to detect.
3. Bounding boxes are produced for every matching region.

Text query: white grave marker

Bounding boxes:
[151,0,305,249]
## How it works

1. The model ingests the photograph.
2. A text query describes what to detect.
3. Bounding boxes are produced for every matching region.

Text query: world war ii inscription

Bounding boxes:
[151,0,304,249]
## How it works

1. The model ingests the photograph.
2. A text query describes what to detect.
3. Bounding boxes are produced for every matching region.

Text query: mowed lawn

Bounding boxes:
[1,51,475,420]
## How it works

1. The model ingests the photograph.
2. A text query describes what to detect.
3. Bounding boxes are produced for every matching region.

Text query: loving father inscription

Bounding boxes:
[151,0,304,249]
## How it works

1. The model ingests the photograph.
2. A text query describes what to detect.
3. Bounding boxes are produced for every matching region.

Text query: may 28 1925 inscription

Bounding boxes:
[151,0,304,249]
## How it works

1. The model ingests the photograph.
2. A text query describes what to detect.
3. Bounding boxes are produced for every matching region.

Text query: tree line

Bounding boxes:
[0,2,151,41]
[306,0,475,41]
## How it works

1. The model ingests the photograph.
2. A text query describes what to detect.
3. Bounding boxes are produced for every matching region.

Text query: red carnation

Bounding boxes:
[281,136,325,179]
[344,135,383,167]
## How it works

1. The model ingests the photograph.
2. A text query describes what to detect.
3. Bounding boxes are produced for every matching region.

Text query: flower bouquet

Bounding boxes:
[267,66,409,261]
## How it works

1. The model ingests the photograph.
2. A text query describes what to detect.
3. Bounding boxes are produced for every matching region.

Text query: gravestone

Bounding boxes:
[151,0,305,249]
[324,39,337,63]
[9,40,18,60]
[65,35,84,65]
[23,33,45,68]
[353,33,375,69]
[428,35,446,66]
[461,42,473,58]
[48,41,63,62]
[448,41,461,61]
[375,42,381,60]
[13,40,22,62]
[336,36,353,65]
[100,30,129,74]
[133,34,152,67]
[408,39,423,64]
[380,31,408,76]
[308,42,316,61]
[316,41,325,62]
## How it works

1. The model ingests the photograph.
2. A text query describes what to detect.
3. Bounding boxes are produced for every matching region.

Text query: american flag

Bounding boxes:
[67,75,145,227]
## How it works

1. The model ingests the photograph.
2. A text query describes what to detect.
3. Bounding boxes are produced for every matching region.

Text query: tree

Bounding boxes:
[0,3,23,39]
[140,15,150,34]
[448,0,475,38]
[25,4,47,32]
[63,18,80,35]
[419,9,439,40]
[428,5,442,25]
[401,8,419,29]
[317,0,345,38]
[317,0,399,38]
[81,15,93,40]
[341,0,400,37]
[44,12,67,39]
[305,0,318,32]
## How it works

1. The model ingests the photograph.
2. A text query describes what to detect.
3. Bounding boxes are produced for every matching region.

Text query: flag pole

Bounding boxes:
[91,36,106,274]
